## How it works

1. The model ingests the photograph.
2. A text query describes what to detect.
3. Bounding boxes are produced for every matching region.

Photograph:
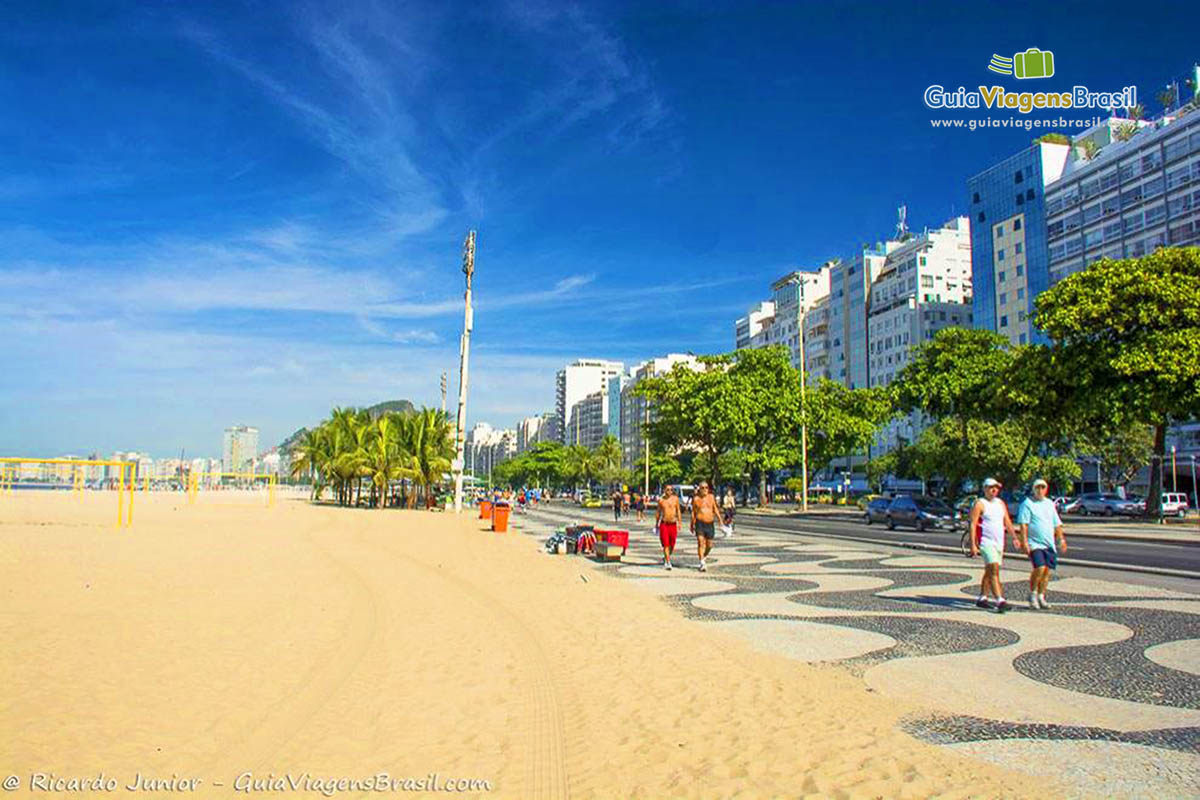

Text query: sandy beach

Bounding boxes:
[0,492,1052,798]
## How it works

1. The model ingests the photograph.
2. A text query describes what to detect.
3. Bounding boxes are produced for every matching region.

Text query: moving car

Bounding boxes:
[579,494,603,509]
[863,497,891,525]
[1073,492,1143,517]
[885,495,957,531]
[1162,493,1190,518]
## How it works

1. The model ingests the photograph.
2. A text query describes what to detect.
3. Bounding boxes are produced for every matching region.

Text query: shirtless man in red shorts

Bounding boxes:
[656,485,681,570]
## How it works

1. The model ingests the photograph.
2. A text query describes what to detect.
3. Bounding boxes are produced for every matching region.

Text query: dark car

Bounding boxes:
[863,497,891,525]
[886,495,957,531]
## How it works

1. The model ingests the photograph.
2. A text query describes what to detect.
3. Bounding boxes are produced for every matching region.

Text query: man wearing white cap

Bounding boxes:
[1016,478,1068,609]
[967,477,1017,612]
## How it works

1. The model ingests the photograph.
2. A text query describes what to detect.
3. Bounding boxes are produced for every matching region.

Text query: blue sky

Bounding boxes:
[1,0,1195,457]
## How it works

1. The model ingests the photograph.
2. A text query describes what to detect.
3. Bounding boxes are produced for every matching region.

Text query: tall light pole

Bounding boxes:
[1171,445,1177,493]
[1190,455,1197,528]
[440,372,447,415]
[798,284,809,512]
[452,231,476,514]
[642,399,650,497]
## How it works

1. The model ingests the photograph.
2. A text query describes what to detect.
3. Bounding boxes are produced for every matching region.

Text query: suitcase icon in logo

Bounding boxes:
[1014,48,1054,79]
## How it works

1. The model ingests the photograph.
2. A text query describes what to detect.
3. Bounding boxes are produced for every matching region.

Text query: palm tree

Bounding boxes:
[410,409,454,508]
[593,434,623,487]
[562,445,595,492]
[289,428,331,499]
[363,415,403,509]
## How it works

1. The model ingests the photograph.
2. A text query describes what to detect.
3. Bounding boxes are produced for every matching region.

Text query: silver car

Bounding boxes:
[1074,492,1143,517]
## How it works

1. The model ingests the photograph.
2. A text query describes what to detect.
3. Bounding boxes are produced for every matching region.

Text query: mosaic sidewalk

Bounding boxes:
[515,507,1200,799]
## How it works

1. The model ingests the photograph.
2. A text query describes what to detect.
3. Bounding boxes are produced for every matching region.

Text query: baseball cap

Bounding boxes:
[982,477,1002,488]
[1032,478,1048,488]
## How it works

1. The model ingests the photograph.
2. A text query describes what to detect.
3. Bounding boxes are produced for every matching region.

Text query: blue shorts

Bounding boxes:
[1030,548,1057,570]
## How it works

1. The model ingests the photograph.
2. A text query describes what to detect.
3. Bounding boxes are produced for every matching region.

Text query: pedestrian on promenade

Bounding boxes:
[721,487,737,536]
[634,492,645,522]
[967,477,1017,612]
[656,485,681,570]
[691,481,720,571]
[1017,478,1068,609]
[611,489,622,522]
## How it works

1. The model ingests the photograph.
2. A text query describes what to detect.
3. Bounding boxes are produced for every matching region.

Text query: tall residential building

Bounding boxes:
[464,423,516,482]
[867,216,973,451]
[968,99,1200,346]
[734,301,774,350]
[735,266,832,370]
[831,244,892,390]
[619,354,701,471]
[554,359,624,443]
[222,426,259,474]
[802,295,833,383]
[516,415,545,453]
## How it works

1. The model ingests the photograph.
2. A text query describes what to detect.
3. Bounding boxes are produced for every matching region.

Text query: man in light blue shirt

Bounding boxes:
[1016,478,1068,609]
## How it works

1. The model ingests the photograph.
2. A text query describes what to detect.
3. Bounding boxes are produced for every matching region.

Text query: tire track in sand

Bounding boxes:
[372,534,571,800]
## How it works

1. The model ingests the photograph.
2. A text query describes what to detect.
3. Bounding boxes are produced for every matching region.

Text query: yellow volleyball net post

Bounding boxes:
[0,457,135,528]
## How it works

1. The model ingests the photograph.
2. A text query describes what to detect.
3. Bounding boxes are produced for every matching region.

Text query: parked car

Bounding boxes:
[1162,493,1190,518]
[1054,496,1080,514]
[857,493,881,512]
[863,497,891,525]
[886,495,957,531]
[1073,492,1143,517]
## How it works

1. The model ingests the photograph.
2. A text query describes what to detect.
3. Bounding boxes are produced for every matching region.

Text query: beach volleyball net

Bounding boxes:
[186,472,277,507]
[0,457,137,527]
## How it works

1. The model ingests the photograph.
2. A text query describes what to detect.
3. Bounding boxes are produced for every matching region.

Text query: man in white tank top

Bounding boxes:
[967,477,1017,612]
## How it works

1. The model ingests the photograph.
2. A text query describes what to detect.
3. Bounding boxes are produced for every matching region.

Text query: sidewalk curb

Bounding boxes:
[739,511,1200,548]
[768,530,1200,581]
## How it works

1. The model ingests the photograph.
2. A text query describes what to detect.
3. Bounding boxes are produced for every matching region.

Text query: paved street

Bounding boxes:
[740,510,1200,576]
[516,504,1200,799]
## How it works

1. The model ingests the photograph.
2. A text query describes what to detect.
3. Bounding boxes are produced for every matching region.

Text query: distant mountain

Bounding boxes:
[278,399,417,453]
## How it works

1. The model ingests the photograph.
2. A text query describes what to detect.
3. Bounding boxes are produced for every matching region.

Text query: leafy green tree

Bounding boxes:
[561,445,596,491]
[633,452,682,492]
[803,378,894,476]
[728,346,802,505]
[634,356,746,488]
[1035,248,1200,515]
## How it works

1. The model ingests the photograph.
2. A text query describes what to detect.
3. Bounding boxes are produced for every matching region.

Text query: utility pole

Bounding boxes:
[440,372,448,415]
[452,231,476,514]
[643,399,650,497]
[798,285,809,513]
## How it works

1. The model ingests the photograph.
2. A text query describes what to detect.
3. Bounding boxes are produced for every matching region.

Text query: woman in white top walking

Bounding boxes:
[967,477,1018,612]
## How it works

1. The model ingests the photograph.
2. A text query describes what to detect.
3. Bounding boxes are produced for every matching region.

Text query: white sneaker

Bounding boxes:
[1039,595,1051,609]
[665,560,672,571]
[698,560,707,572]
[1028,597,1040,610]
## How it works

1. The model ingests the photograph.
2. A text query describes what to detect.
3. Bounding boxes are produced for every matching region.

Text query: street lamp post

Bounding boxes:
[1191,455,1198,529]
[1171,445,1177,493]
[452,231,476,514]
[798,286,809,513]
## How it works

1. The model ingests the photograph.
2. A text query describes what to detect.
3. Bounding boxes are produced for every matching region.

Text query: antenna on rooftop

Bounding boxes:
[896,205,909,240]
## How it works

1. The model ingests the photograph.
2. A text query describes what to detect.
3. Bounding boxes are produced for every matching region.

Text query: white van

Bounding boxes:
[1162,493,1190,518]
[669,484,696,509]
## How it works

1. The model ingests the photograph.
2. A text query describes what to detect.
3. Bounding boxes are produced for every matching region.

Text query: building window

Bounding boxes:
[998,249,1006,261]
[1015,171,1024,184]
[1026,189,1035,200]
[998,271,1006,282]
[978,211,986,223]
[1017,288,1025,299]
[1000,315,1009,327]
[1014,218,1022,231]
[995,225,1004,237]
[1016,264,1024,276]
[999,292,1007,304]
[973,192,981,203]
[1015,242,1023,254]
[920,275,934,288]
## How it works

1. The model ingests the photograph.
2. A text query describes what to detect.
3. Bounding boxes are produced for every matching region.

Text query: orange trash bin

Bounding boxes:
[492,503,510,533]
[479,500,493,520]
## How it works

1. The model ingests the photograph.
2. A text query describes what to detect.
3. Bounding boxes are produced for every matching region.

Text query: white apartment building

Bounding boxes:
[554,359,624,444]
[734,301,774,349]
[465,423,516,483]
[735,266,832,370]
[222,426,259,474]
[866,216,973,452]
[619,354,701,471]
[802,295,833,383]
[516,415,545,453]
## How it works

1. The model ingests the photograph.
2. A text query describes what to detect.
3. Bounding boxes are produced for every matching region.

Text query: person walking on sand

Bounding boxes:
[656,485,681,570]
[691,481,720,571]
[1017,478,1068,609]
[967,477,1018,612]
